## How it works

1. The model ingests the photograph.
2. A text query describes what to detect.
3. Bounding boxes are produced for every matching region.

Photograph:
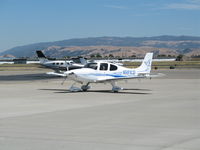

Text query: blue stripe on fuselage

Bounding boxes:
[82,73,128,78]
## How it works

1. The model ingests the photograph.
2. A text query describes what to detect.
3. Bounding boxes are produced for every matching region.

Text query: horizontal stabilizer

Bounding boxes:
[46,72,66,77]
[148,73,165,78]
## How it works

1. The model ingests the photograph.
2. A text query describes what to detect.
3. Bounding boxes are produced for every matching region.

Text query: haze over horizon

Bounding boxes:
[0,0,199,52]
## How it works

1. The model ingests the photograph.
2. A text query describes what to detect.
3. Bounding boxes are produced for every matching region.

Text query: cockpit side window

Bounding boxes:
[84,63,97,70]
[110,64,118,71]
[100,63,108,71]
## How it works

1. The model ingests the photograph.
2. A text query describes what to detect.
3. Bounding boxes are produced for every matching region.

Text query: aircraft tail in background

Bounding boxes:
[36,50,48,63]
[72,57,87,65]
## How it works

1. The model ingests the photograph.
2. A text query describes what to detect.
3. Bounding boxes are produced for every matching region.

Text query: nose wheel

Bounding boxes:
[110,81,123,92]
[69,83,82,92]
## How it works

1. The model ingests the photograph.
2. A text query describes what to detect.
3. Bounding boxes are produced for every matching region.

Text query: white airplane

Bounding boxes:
[51,53,158,92]
[36,51,87,72]
[92,59,123,66]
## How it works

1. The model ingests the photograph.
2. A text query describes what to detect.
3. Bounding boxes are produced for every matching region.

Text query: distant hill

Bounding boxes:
[1,36,200,58]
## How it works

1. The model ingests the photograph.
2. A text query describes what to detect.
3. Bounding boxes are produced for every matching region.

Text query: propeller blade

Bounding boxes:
[61,76,67,85]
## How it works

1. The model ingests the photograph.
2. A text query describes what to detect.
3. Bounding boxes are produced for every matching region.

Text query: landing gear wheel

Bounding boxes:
[81,85,90,92]
[82,88,87,92]
[111,81,123,93]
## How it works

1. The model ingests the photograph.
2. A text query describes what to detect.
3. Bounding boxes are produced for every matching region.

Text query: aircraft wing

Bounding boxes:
[148,73,165,78]
[46,72,66,77]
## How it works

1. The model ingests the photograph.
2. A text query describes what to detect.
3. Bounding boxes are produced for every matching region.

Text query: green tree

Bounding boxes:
[109,54,114,58]
[96,53,102,58]
[63,56,70,59]
[90,54,95,58]
[131,54,136,58]
[176,54,184,61]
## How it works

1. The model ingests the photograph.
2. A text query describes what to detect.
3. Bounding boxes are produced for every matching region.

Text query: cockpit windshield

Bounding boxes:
[84,63,98,70]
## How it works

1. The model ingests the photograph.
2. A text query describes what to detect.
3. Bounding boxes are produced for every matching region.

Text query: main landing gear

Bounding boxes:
[69,82,90,92]
[81,83,91,92]
[68,82,123,93]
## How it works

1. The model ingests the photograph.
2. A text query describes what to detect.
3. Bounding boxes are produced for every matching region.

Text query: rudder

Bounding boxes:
[136,53,153,74]
[36,50,48,63]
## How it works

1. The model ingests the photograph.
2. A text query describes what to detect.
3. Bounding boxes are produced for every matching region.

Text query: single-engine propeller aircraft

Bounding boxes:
[36,50,87,72]
[51,53,158,92]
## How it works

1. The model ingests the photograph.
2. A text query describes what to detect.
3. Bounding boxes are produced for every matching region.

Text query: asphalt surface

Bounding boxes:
[0,69,199,150]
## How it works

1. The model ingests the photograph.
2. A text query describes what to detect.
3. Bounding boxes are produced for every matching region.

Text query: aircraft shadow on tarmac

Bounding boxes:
[39,88,151,95]
[0,74,60,81]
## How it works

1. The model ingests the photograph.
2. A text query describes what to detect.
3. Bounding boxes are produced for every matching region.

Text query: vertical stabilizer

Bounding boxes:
[79,57,87,65]
[72,57,87,65]
[36,51,48,63]
[136,53,153,74]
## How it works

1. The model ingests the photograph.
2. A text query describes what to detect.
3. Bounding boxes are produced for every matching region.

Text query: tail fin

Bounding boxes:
[36,51,48,63]
[72,57,87,65]
[136,53,153,74]
[36,51,46,58]
[79,57,87,65]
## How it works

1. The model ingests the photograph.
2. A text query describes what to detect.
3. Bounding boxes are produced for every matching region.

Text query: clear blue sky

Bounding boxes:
[0,0,200,52]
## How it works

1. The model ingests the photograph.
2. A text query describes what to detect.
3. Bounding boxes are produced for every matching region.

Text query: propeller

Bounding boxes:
[61,76,67,85]
[64,57,68,71]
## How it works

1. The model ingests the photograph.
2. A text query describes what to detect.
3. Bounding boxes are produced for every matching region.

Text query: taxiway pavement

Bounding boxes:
[0,69,199,150]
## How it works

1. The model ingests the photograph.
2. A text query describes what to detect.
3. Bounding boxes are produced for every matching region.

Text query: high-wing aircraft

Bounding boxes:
[51,53,158,92]
[36,51,87,72]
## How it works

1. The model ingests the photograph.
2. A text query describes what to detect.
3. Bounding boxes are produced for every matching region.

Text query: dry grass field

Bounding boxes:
[0,60,200,72]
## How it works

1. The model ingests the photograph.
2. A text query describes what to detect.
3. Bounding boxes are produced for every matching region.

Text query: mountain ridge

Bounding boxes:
[1,35,200,58]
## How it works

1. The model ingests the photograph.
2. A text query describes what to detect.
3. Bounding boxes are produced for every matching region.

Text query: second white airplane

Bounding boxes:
[36,50,87,72]
[51,53,156,92]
